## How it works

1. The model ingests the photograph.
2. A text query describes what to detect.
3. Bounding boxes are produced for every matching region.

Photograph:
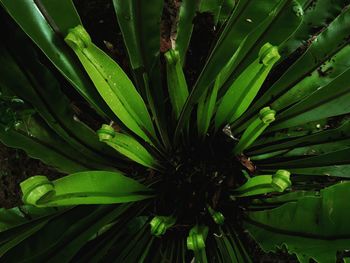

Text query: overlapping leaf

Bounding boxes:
[233,6,350,133]
[112,0,170,148]
[245,182,350,263]
[65,26,157,145]
[0,21,123,169]
[176,0,302,138]
[21,171,153,207]
[0,0,114,118]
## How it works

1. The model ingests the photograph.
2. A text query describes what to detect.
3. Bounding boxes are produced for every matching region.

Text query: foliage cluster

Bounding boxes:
[0,0,350,262]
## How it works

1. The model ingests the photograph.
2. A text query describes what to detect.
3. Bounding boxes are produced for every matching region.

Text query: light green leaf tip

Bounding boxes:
[271,170,292,192]
[207,206,225,225]
[187,225,209,251]
[97,124,158,169]
[150,216,176,237]
[232,170,291,197]
[232,106,276,155]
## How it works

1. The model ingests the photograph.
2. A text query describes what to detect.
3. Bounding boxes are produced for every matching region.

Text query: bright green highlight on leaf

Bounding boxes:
[149,216,176,237]
[232,170,291,197]
[271,170,292,192]
[215,43,280,129]
[187,225,209,263]
[97,124,158,169]
[207,206,225,225]
[20,171,153,207]
[232,107,276,155]
[64,25,156,145]
[165,49,189,120]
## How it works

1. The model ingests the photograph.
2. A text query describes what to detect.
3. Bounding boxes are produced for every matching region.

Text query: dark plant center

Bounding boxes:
[154,133,245,226]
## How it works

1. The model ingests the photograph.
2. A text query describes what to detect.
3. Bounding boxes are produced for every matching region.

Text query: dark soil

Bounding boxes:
[0,144,62,208]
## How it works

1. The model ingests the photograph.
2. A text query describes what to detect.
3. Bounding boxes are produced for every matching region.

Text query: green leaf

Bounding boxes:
[233,7,350,132]
[217,0,236,24]
[0,25,123,168]
[272,44,350,112]
[199,0,225,24]
[250,190,316,208]
[232,170,291,197]
[207,206,225,225]
[187,225,209,263]
[282,0,348,55]
[175,0,200,65]
[214,226,252,263]
[245,182,350,263]
[0,206,57,232]
[150,216,176,236]
[259,147,350,177]
[197,38,245,136]
[46,205,131,263]
[248,120,350,156]
[287,165,350,178]
[249,117,336,150]
[175,0,297,138]
[71,205,148,263]
[20,171,153,207]
[197,75,220,136]
[111,221,154,262]
[0,218,50,257]
[270,68,350,131]
[165,49,189,120]
[0,115,96,173]
[0,205,134,262]
[97,124,159,169]
[0,0,114,118]
[0,207,63,258]
[112,0,170,148]
[112,0,163,74]
[220,0,303,94]
[215,43,280,128]
[65,25,157,145]
[0,53,116,172]
[232,107,276,155]
[253,139,350,161]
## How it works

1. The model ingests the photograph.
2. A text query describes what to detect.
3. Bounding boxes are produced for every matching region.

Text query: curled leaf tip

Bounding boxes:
[207,206,225,225]
[164,49,180,65]
[64,25,91,50]
[272,170,292,192]
[293,1,303,17]
[20,176,54,206]
[97,124,116,141]
[259,106,276,124]
[20,171,153,207]
[150,216,176,237]
[258,43,280,66]
[232,106,276,154]
[187,225,208,251]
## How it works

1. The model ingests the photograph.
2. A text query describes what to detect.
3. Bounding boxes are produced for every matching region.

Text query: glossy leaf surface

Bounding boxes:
[21,171,153,207]
[65,26,157,145]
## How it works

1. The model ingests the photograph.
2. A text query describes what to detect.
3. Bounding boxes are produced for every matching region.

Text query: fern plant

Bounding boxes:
[0,0,350,262]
